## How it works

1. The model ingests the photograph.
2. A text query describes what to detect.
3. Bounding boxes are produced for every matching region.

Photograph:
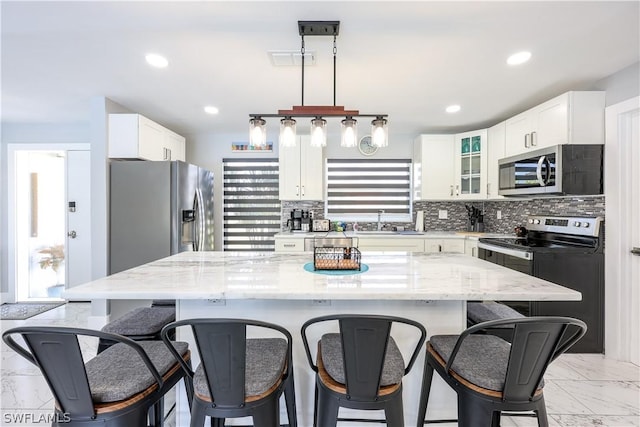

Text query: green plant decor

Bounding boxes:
[38,244,65,273]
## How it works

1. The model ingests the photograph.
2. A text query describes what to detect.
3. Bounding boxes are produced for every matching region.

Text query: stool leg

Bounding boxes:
[384,394,405,427]
[315,385,339,427]
[283,371,297,427]
[416,357,434,427]
[536,395,549,427]
[458,395,493,427]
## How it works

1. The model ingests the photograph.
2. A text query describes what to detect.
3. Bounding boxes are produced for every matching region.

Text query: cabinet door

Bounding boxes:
[531,93,569,149]
[424,239,443,253]
[505,112,531,157]
[164,131,186,161]
[454,129,487,199]
[279,143,301,200]
[414,135,455,200]
[465,239,479,257]
[441,239,465,253]
[300,136,324,200]
[487,122,505,198]
[138,115,165,160]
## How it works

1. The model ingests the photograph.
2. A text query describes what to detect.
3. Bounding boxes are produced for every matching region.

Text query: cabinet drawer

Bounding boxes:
[274,239,305,252]
[357,238,425,252]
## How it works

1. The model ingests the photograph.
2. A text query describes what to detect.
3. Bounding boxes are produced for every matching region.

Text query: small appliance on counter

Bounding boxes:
[287,209,311,232]
[312,218,331,232]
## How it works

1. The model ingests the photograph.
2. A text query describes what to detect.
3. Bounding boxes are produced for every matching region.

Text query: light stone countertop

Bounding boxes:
[274,231,511,239]
[63,251,580,302]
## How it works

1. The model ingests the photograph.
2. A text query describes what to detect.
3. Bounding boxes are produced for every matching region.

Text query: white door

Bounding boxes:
[66,150,92,290]
[604,96,640,364]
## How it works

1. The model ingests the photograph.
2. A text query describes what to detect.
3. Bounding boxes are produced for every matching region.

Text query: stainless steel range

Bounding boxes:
[478,215,604,353]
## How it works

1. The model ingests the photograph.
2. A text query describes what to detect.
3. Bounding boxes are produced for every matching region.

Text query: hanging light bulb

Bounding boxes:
[249,117,267,147]
[371,116,388,147]
[340,117,358,147]
[279,118,297,147]
[310,117,327,147]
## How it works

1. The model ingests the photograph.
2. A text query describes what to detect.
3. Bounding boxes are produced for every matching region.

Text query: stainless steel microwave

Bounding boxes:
[498,144,603,196]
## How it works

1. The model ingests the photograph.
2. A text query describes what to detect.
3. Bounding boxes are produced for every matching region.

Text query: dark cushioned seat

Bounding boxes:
[467,302,524,324]
[85,340,188,402]
[320,333,405,386]
[193,338,287,398]
[101,307,175,336]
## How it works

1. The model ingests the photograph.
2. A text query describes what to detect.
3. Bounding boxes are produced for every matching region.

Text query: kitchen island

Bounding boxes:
[64,251,581,426]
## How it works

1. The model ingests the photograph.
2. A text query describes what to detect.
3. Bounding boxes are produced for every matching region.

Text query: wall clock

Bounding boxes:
[358,135,378,156]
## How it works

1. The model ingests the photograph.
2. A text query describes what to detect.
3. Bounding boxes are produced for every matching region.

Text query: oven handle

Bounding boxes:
[478,242,533,260]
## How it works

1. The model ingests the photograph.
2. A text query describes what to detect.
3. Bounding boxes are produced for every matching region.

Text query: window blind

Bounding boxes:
[326,158,412,221]
[223,158,280,251]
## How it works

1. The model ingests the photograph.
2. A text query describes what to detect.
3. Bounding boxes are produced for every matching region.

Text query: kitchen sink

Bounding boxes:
[352,230,424,236]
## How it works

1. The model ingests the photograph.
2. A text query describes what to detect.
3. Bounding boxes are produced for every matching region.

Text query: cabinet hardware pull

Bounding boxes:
[531,131,537,146]
[284,244,295,248]
[301,185,305,196]
[296,185,299,196]
[631,247,640,256]
[450,185,453,196]
[524,133,530,148]
[455,185,459,196]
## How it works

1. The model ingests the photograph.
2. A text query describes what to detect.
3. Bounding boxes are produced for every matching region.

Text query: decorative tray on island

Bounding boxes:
[313,247,362,271]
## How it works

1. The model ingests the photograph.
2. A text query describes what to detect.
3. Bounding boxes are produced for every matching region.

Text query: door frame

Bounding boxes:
[6,143,90,303]
[604,96,640,364]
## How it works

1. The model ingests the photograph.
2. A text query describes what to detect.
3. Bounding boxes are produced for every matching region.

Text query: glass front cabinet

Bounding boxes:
[453,129,487,199]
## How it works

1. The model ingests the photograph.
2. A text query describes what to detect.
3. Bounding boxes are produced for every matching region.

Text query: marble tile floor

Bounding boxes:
[1,302,638,427]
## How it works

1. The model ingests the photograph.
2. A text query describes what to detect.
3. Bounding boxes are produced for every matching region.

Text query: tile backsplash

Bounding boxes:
[282,196,605,234]
[414,196,605,234]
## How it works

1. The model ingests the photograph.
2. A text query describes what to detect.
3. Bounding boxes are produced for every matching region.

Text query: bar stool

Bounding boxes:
[161,318,297,427]
[2,326,192,427]
[416,317,587,427]
[467,301,525,341]
[98,306,176,353]
[301,314,426,427]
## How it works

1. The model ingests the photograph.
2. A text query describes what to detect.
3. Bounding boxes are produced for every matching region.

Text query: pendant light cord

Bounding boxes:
[333,34,337,106]
[301,35,305,106]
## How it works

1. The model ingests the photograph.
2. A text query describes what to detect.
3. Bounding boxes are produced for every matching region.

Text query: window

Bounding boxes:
[326,158,412,222]
[222,158,280,251]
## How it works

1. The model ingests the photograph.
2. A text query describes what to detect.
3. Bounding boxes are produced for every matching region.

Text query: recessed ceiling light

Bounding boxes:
[204,106,219,115]
[507,51,532,66]
[145,53,168,68]
[446,105,461,113]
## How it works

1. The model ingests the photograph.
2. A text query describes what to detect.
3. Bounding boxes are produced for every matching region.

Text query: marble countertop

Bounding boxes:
[63,251,581,302]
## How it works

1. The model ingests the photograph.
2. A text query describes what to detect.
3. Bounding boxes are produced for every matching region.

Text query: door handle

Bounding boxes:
[68,230,77,239]
[631,247,640,256]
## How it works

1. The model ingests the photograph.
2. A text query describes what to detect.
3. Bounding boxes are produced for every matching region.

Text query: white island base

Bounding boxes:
[174,298,464,427]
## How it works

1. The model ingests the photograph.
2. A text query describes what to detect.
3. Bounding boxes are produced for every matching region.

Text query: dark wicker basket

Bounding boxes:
[313,247,362,271]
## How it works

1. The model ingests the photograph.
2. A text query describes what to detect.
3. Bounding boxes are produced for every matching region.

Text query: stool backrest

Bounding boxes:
[302,314,426,401]
[161,318,293,409]
[2,326,163,418]
[447,317,587,402]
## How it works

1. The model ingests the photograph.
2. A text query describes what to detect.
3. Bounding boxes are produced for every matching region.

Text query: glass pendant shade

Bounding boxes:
[340,117,358,147]
[310,118,327,147]
[249,118,267,147]
[279,118,297,147]
[371,117,388,147]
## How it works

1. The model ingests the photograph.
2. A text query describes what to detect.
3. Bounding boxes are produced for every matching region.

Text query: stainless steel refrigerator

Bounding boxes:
[109,160,214,274]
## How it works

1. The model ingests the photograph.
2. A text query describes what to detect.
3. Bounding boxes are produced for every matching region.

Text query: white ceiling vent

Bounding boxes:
[268,50,316,66]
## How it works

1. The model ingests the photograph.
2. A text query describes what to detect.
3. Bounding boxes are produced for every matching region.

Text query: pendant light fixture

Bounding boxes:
[249,21,388,149]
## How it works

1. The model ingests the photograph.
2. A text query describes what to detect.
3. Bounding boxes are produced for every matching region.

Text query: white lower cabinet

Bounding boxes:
[424,238,466,254]
[465,239,479,257]
[357,238,425,252]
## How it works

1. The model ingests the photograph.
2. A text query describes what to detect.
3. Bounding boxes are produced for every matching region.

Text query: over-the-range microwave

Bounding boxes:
[498,144,603,196]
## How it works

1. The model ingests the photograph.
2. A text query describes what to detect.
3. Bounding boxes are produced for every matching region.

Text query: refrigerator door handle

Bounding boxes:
[195,188,205,251]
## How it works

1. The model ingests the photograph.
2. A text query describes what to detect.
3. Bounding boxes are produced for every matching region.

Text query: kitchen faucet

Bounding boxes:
[377,210,385,231]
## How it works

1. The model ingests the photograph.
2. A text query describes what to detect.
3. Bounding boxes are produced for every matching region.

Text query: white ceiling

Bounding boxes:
[2,1,639,141]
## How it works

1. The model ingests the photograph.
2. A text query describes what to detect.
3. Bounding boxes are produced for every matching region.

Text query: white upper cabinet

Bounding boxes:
[279,135,324,200]
[453,129,487,199]
[504,91,605,157]
[487,121,505,199]
[413,134,455,200]
[108,114,186,161]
